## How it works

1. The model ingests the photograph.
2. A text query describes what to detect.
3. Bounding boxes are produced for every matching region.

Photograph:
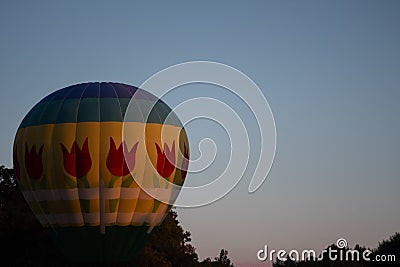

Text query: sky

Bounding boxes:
[1,1,400,266]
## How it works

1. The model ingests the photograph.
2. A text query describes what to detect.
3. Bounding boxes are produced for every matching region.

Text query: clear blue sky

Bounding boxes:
[1,1,399,265]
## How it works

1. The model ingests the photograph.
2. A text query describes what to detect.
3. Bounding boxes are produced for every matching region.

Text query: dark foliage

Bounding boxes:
[273,234,400,267]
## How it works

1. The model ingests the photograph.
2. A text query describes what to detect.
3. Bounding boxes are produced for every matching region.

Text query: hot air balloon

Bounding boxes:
[13,82,189,262]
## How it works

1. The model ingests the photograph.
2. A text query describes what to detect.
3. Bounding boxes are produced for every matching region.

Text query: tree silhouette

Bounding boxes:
[372,232,400,267]
[199,249,234,267]
[131,209,199,267]
[273,233,400,267]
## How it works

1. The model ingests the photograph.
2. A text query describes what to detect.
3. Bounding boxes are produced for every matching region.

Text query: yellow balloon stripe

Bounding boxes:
[14,121,188,228]
[34,212,168,227]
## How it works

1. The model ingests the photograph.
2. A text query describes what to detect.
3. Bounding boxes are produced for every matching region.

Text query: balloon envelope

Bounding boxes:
[13,82,189,262]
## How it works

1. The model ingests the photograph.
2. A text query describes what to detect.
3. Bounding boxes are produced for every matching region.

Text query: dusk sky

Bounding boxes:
[1,1,399,266]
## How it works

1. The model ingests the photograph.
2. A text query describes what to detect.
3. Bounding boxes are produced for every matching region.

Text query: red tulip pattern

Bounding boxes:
[60,138,92,177]
[155,141,176,179]
[106,137,139,176]
[25,143,44,180]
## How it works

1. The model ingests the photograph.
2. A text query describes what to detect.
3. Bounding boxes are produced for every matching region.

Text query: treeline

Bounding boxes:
[272,232,399,267]
[0,166,233,267]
